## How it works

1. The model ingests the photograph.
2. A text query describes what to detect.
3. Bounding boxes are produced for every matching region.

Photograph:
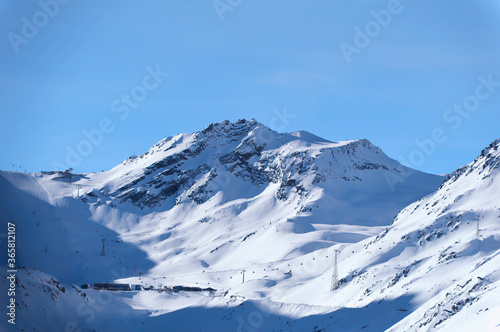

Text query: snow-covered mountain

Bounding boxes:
[2,120,498,331]
[331,138,500,331]
[0,119,442,283]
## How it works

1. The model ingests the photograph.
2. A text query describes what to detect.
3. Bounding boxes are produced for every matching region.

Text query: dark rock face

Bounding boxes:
[444,139,500,185]
[110,120,264,208]
[101,119,410,209]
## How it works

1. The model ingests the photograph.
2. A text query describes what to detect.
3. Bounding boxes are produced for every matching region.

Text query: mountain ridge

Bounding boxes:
[79,119,442,213]
[3,122,497,331]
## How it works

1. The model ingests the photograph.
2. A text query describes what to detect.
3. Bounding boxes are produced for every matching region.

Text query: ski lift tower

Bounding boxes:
[330,249,339,291]
[101,239,106,256]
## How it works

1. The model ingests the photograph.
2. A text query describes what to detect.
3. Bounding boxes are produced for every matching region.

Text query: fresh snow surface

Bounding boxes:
[2,120,498,331]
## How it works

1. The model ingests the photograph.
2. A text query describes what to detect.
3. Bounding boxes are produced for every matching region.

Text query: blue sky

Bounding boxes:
[1,0,499,175]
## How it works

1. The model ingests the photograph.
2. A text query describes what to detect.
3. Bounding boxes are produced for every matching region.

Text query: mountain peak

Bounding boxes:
[199,118,260,134]
[287,130,332,144]
[480,138,500,160]
[476,138,500,172]
[445,138,500,184]
[90,121,444,216]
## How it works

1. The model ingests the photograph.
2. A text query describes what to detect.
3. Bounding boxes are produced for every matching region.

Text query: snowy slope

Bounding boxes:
[0,119,472,332]
[284,138,500,331]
